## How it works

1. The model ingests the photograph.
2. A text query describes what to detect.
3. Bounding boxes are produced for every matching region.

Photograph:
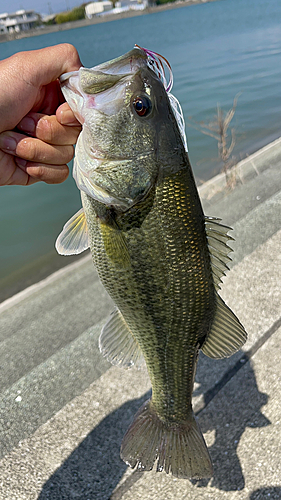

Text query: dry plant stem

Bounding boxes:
[188,93,241,188]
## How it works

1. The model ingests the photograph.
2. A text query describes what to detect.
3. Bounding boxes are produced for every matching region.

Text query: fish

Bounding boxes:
[55,46,247,479]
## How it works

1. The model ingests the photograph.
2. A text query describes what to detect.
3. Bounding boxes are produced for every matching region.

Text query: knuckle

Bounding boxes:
[17,138,37,161]
[57,165,69,183]
[64,43,80,63]
[31,165,46,181]
[71,127,81,143]
[10,52,24,66]
[60,43,81,70]
[41,164,69,184]
[36,118,54,143]
[64,145,75,163]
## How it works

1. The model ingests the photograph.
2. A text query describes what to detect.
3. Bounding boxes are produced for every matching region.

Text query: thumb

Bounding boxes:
[0,44,82,133]
[28,44,82,87]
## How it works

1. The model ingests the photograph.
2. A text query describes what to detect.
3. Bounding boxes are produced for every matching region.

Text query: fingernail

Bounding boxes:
[0,134,17,152]
[18,116,36,134]
[59,108,79,125]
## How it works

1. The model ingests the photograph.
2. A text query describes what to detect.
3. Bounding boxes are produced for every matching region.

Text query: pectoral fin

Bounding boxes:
[99,308,145,369]
[55,208,89,255]
[100,221,131,268]
[201,294,247,358]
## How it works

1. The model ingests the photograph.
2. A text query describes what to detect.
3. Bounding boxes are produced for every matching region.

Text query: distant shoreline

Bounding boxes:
[0,0,218,44]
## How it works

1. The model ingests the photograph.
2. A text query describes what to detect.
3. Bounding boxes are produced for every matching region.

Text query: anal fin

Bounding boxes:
[99,308,145,369]
[201,294,247,358]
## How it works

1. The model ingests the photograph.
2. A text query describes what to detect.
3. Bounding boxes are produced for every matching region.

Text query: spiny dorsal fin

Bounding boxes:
[205,216,234,290]
[55,208,89,255]
[201,294,247,359]
[99,308,145,369]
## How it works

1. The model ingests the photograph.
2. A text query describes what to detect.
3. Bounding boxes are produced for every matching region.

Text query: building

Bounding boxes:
[0,21,7,33]
[113,0,148,12]
[85,0,148,18]
[0,10,40,33]
[85,1,113,18]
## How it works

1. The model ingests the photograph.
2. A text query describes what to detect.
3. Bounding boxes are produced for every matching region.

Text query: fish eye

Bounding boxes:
[132,95,152,117]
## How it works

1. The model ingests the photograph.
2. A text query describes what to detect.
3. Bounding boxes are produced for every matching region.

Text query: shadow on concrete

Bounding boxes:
[38,391,151,500]
[250,487,281,499]
[38,357,270,498]
[193,357,271,492]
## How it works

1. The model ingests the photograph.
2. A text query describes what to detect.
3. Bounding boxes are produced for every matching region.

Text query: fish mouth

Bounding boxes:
[60,47,171,209]
[60,47,146,81]
[60,47,148,97]
[60,45,177,126]
[80,46,147,79]
[60,45,173,91]
[60,48,149,122]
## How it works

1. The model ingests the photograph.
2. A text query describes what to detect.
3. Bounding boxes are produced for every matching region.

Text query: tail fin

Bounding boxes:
[120,399,213,479]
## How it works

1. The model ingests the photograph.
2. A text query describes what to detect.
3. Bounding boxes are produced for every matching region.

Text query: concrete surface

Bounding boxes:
[0,138,281,499]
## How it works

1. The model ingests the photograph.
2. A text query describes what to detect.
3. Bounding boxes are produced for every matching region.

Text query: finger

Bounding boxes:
[56,102,81,126]
[16,158,69,184]
[0,44,82,133]
[0,131,74,165]
[0,149,69,185]
[30,44,82,87]
[17,113,81,145]
[2,157,69,185]
[30,44,82,113]
[0,150,31,185]
[37,80,62,115]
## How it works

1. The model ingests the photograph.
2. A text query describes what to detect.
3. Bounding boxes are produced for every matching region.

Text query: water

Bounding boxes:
[1,0,281,299]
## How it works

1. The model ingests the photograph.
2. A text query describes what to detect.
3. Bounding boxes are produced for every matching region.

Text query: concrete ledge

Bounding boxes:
[1,136,280,314]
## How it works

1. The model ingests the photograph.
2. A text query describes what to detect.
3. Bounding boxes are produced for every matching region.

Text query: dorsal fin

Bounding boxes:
[205,216,234,290]
[55,208,89,255]
[99,308,145,369]
[201,294,247,358]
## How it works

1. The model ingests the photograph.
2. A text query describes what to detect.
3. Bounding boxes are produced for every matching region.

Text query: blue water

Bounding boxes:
[1,0,281,295]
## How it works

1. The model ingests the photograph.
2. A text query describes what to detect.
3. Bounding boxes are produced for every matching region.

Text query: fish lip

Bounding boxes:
[59,71,79,83]
[88,47,147,75]
[59,47,147,89]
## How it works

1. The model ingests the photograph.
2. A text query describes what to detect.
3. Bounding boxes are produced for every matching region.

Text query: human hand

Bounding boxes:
[0,44,82,186]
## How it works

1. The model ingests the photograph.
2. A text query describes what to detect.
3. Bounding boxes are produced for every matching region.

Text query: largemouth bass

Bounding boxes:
[56,47,247,479]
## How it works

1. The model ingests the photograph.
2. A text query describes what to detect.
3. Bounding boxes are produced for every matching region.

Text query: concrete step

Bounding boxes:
[0,166,280,466]
[0,225,280,499]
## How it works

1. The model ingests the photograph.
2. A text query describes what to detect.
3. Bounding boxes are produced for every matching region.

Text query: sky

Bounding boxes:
[0,0,80,15]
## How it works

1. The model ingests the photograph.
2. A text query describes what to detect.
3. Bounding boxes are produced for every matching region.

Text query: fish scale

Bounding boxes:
[82,163,214,424]
[150,171,214,420]
[56,46,247,479]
